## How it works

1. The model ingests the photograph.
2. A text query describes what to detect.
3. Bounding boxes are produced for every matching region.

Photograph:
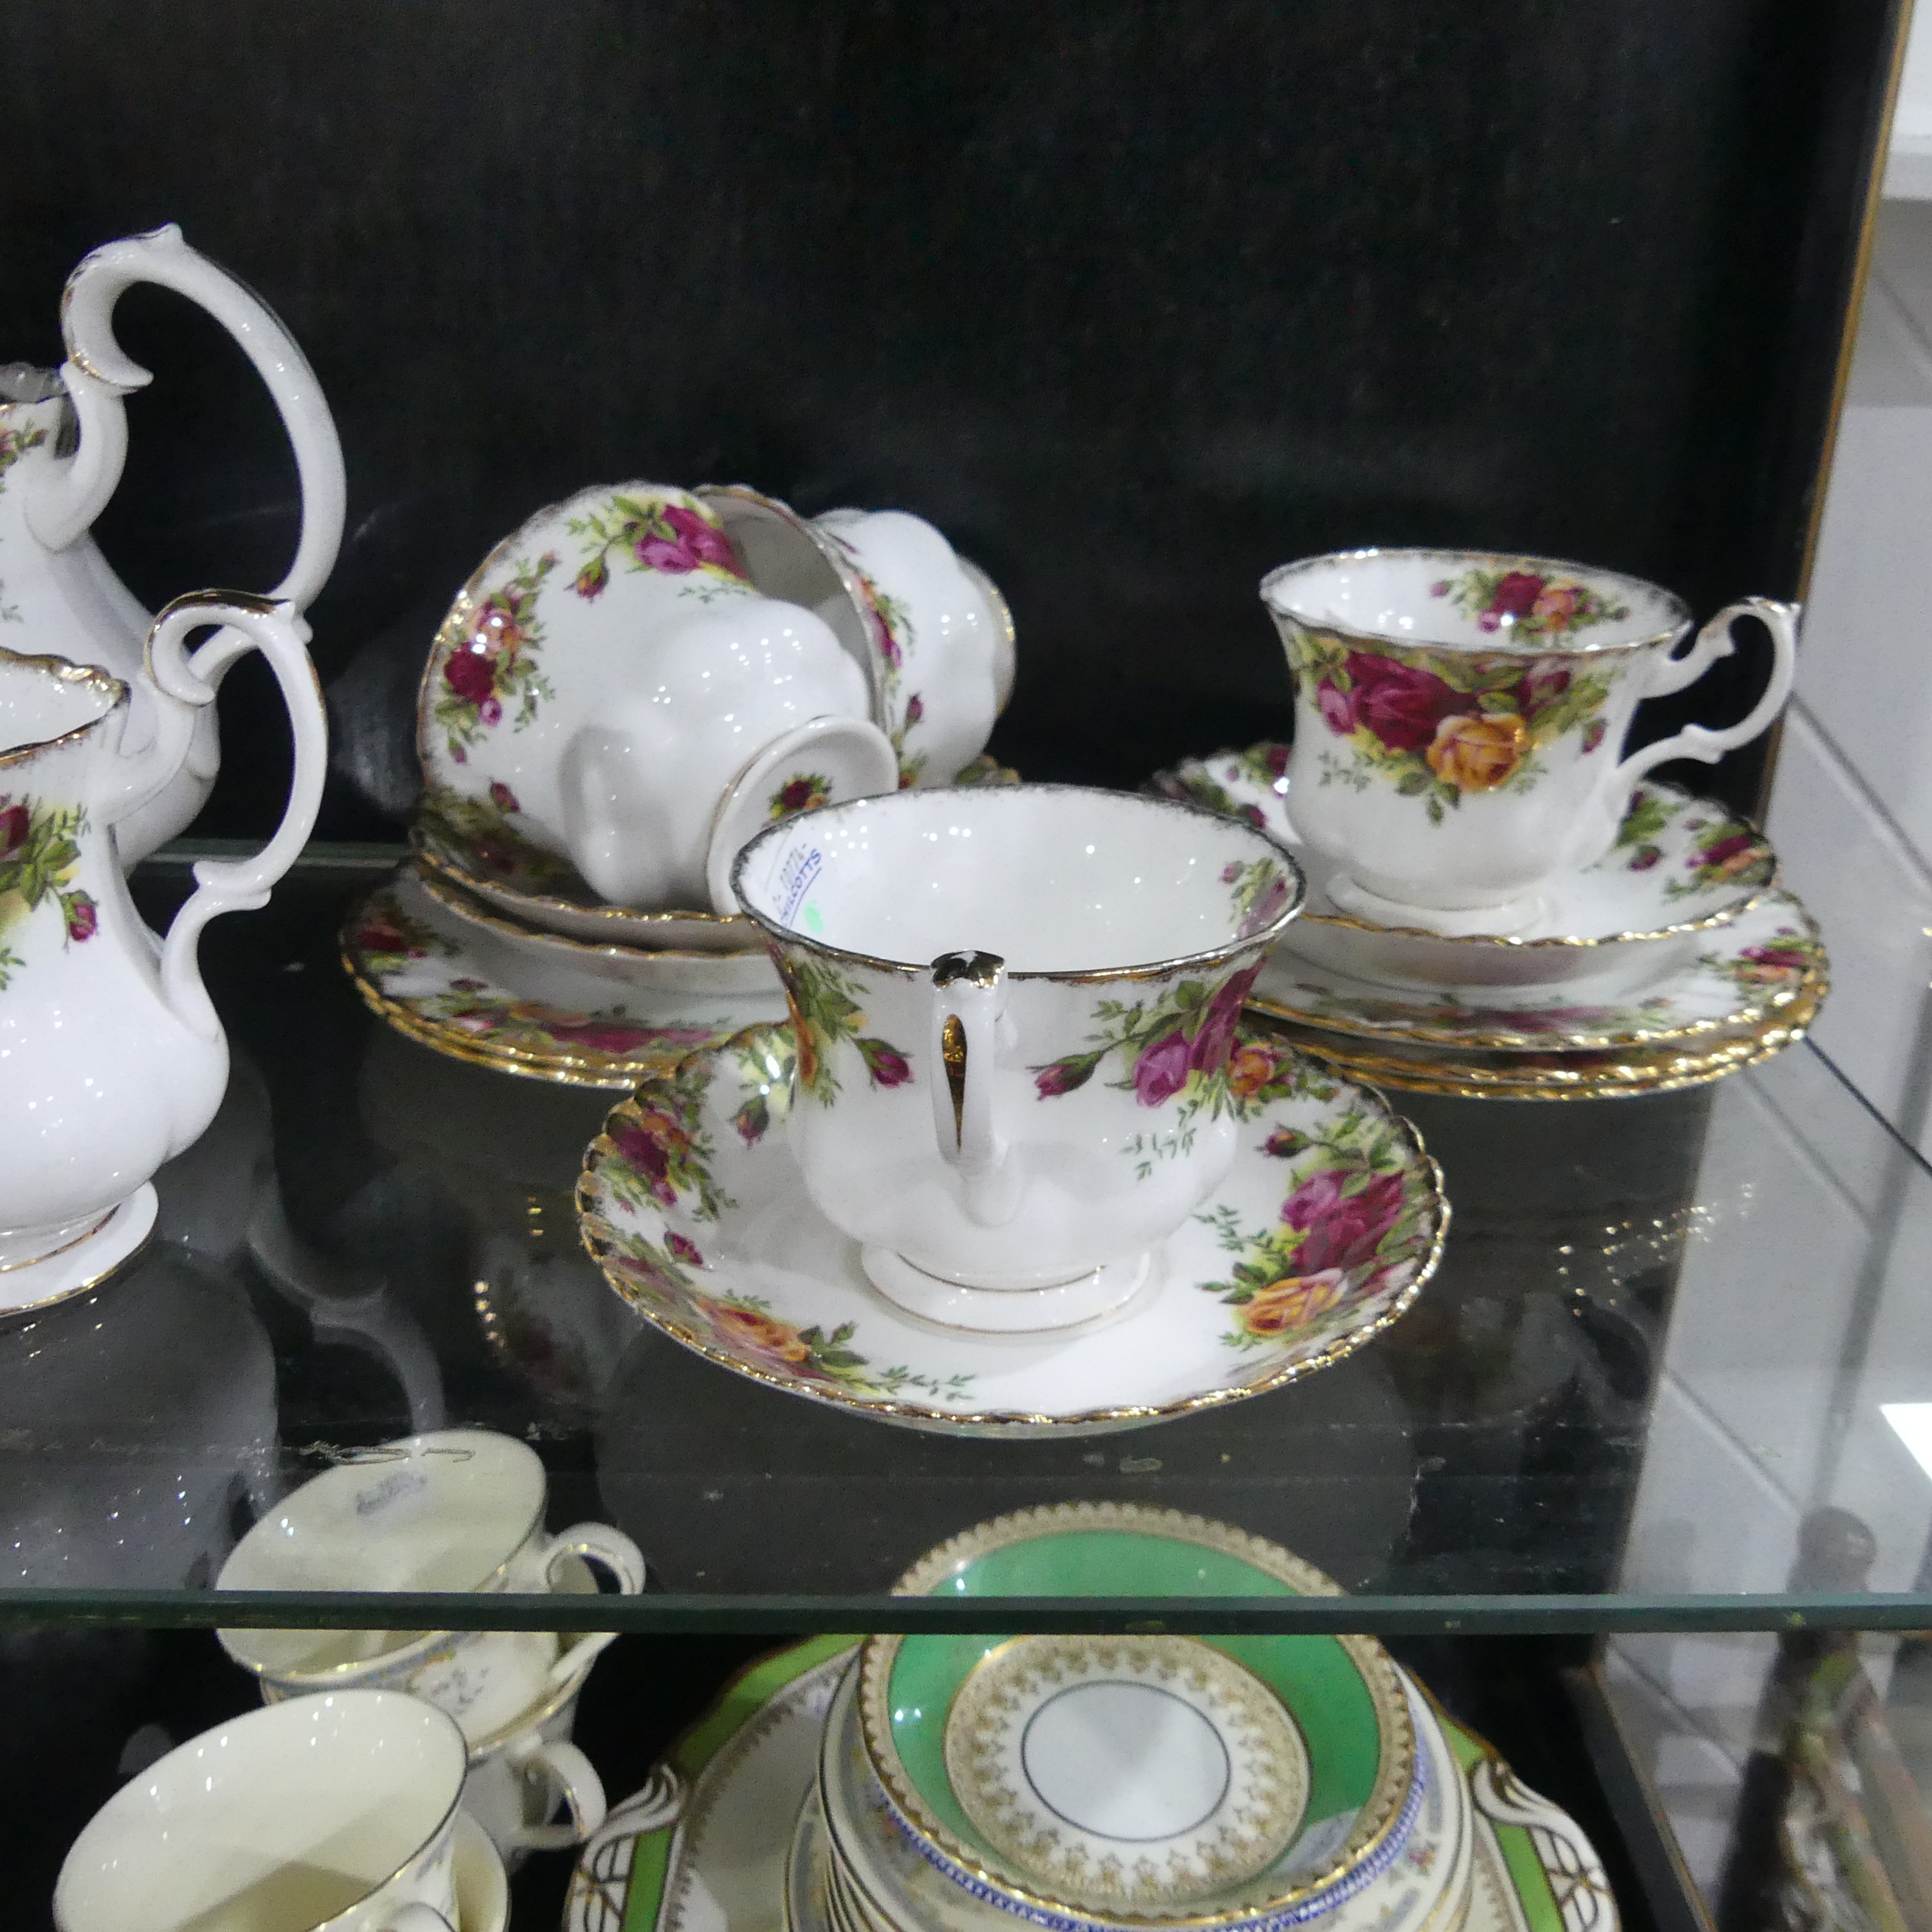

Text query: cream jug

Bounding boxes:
[0,591,327,1309]
[1,224,343,863]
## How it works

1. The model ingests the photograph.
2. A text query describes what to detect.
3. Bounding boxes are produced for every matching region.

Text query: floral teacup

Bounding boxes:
[417,483,897,913]
[1260,548,1798,936]
[733,786,1304,1332]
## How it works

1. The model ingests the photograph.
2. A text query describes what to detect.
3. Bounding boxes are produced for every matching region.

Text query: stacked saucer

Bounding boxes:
[347,481,1017,1084]
[1154,743,1825,1100]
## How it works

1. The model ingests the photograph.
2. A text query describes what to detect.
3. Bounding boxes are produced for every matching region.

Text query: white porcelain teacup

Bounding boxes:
[459,1638,607,1869]
[216,1428,645,1745]
[733,786,1304,1332]
[417,482,898,913]
[54,1689,467,1932]
[1260,547,1798,936]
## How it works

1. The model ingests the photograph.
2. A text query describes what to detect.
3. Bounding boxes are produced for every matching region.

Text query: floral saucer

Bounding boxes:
[413,753,1020,951]
[1151,746,1775,993]
[575,1021,1447,1437]
[1249,888,1824,1053]
[342,866,787,1088]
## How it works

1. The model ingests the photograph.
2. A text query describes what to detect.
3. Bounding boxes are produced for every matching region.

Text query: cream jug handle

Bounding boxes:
[929,951,1016,1226]
[136,591,328,1039]
[23,225,346,636]
[1610,596,1799,794]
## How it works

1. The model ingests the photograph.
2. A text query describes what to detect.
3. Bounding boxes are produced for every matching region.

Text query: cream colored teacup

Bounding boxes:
[54,1689,466,1932]
[217,1428,645,1744]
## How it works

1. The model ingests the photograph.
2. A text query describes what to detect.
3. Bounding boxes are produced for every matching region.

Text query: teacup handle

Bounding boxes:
[502,1735,609,1852]
[1612,596,1799,793]
[929,951,1017,1226]
[97,592,327,1039]
[539,1521,647,1597]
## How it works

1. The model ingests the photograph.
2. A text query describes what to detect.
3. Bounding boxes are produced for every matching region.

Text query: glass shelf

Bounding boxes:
[13,855,1929,1636]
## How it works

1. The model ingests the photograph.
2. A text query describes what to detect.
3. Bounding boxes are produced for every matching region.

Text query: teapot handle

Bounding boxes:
[24,226,345,644]
[137,591,328,1038]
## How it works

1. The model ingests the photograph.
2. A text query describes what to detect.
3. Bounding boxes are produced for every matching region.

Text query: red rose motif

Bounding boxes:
[870,605,902,668]
[0,804,28,859]
[63,893,97,943]
[1133,1030,1193,1107]
[665,1231,705,1267]
[1484,572,1546,624]
[442,648,497,705]
[636,505,743,577]
[776,777,821,815]
[1263,744,1291,779]
[488,781,520,814]
[546,1015,650,1053]
[1582,719,1608,754]
[1189,963,1263,1073]
[1346,652,1461,753]
[1696,832,1759,876]
[1517,664,1571,721]
[1281,1168,1406,1274]
[903,694,924,726]
[858,1037,912,1087]
[1628,845,1662,870]
[1034,1054,1098,1099]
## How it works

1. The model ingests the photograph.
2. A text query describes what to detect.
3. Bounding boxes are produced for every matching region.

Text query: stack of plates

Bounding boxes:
[1152,744,1825,1100]
[810,1508,1471,1932]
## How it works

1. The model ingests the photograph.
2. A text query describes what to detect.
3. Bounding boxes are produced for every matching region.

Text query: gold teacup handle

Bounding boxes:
[929,950,1015,1226]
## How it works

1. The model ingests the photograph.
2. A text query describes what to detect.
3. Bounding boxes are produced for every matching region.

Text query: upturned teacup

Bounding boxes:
[459,1639,607,1869]
[417,482,897,913]
[1260,548,1798,935]
[216,1428,645,1744]
[733,786,1304,1332]
[55,1689,467,1932]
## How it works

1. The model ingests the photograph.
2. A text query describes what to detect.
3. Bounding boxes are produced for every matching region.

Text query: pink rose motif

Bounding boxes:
[1628,845,1662,870]
[636,505,743,577]
[1517,663,1571,721]
[548,1015,651,1053]
[903,694,924,726]
[0,803,27,859]
[1190,962,1263,1073]
[488,781,519,814]
[1263,744,1290,779]
[1034,1053,1100,1099]
[871,607,903,668]
[1532,583,1584,630]
[1582,719,1607,754]
[63,893,98,943]
[358,918,413,956]
[858,1037,913,1087]
[1281,1168,1407,1274]
[1481,572,1546,630]
[478,698,502,728]
[442,648,497,706]
[1695,832,1760,879]
[1134,1030,1193,1107]
[1347,652,1461,753]
[1315,679,1357,736]
[665,1231,705,1267]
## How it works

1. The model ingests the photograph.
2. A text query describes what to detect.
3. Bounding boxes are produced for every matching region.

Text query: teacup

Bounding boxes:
[216,1428,645,1745]
[417,482,897,913]
[1260,548,1798,936]
[55,1689,467,1932]
[733,786,1304,1331]
[459,1638,607,1869]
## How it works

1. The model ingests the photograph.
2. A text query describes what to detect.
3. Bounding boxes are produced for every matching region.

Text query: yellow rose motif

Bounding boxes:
[1424,711,1528,791]
[709,1301,813,1365]
[1238,1270,1347,1339]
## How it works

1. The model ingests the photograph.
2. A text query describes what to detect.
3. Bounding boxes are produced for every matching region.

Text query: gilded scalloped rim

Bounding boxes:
[1274,971,1824,1100]
[1247,892,1825,1052]
[854,1505,1417,1931]
[1150,754,1777,950]
[573,1022,1450,1434]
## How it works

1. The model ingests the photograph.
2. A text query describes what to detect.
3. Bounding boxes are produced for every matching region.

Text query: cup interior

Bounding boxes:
[216,1430,545,1672]
[55,1691,464,1932]
[0,652,119,757]
[734,786,1300,973]
[1261,549,1685,653]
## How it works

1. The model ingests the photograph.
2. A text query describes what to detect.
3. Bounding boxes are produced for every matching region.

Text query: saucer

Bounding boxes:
[1250,887,1824,1053]
[342,866,787,1088]
[576,1022,1447,1436]
[415,859,779,998]
[0,1185,157,1321]
[415,751,1022,951]
[453,1811,509,1932]
[1151,746,1775,992]
[1269,969,1823,1100]
[565,1634,856,1932]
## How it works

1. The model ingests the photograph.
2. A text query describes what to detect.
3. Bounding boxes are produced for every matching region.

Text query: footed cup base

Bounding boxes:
[860,1246,1149,1335]
[0,1185,157,1318]
[1326,870,1550,939]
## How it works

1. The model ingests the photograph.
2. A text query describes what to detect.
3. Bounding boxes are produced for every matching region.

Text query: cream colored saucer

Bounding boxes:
[343,864,786,1088]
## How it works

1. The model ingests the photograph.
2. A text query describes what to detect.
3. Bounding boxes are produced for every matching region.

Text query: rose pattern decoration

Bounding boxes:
[431,550,560,761]
[1430,564,1630,641]
[1611,788,1773,900]
[1196,1045,1433,1352]
[418,784,579,889]
[0,791,97,993]
[1707,923,1821,995]
[565,492,749,600]
[828,536,927,788]
[1030,957,1267,1174]
[1222,856,1295,939]
[768,772,832,822]
[774,952,913,1104]
[1287,624,1618,825]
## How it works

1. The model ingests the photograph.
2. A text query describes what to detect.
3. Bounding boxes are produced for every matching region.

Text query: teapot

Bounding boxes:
[0,590,327,1310]
[1,224,343,864]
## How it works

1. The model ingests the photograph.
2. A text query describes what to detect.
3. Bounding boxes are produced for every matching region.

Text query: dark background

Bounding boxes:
[0,0,1905,838]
